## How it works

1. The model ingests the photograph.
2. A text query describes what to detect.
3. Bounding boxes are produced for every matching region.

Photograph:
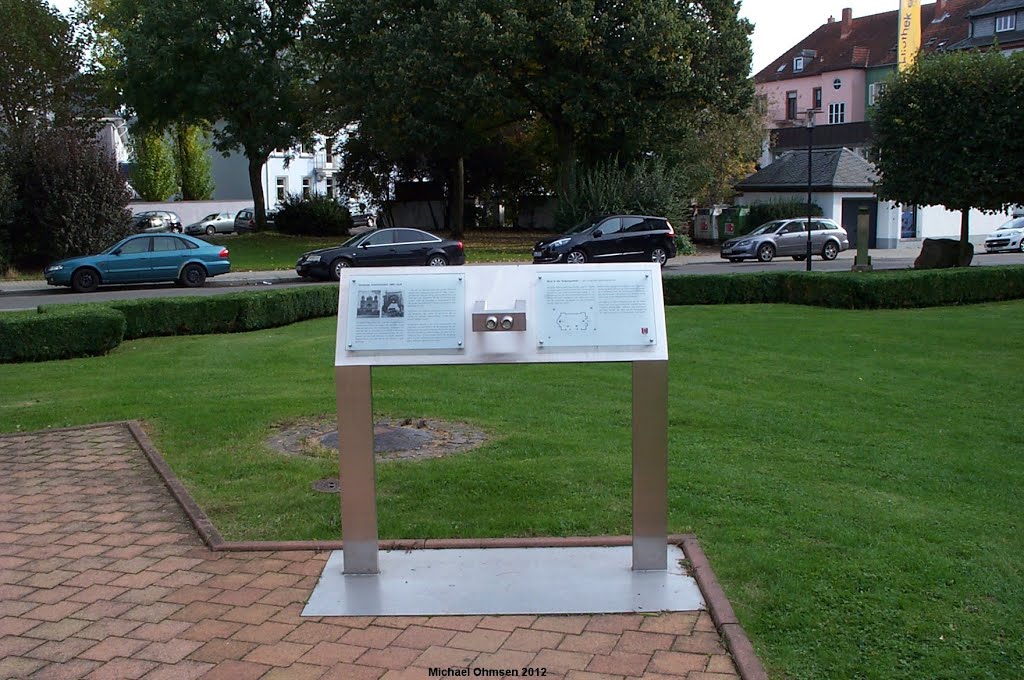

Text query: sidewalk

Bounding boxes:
[0,423,764,680]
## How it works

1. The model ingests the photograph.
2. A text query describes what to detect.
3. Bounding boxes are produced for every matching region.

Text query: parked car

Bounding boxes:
[719,218,849,263]
[532,214,678,266]
[184,212,237,236]
[295,227,465,280]
[350,213,377,235]
[44,233,230,293]
[132,210,183,233]
[983,216,1024,253]
[233,207,277,233]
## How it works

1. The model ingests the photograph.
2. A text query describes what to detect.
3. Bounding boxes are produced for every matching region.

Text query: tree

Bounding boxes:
[172,123,214,200]
[108,0,315,229]
[130,127,176,200]
[2,126,132,268]
[0,0,98,130]
[453,0,755,204]
[872,49,1024,260]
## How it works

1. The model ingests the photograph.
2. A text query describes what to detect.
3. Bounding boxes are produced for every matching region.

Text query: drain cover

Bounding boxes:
[312,478,340,493]
[319,425,435,453]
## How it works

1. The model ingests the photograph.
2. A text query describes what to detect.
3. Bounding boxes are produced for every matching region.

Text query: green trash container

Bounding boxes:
[718,206,749,241]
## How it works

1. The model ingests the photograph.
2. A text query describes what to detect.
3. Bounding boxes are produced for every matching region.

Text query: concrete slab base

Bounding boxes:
[302,545,704,617]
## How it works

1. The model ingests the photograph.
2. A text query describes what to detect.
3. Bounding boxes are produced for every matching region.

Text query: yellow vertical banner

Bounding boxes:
[898,0,921,71]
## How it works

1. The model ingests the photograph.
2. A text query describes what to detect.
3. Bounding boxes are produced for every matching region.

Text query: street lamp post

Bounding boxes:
[805,109,815,272]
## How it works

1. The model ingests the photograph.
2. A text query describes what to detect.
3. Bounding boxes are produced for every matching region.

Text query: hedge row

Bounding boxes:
[3,286,339,363]
[0,305,126,363]
[663,266,1024,308]
[4,266,1024,363]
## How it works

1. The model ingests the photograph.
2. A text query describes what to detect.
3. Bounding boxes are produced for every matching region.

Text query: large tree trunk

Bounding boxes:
[247,154,268,231]
[959,208,970,266]
[553,118,577,207]
[451,156,465,240]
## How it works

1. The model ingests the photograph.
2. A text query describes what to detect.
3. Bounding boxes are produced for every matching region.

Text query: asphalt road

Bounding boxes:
[2,250,1022,312]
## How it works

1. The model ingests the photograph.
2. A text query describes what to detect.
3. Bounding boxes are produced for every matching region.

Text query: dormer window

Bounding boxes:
[996,14,1016,32]
[793,56,805,72]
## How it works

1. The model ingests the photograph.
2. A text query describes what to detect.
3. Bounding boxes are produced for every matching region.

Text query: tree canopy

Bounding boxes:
[109,0,316,227]
[872,49,1024,249]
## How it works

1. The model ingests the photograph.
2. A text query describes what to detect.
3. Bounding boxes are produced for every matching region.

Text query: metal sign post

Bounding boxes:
[334,263,669,574]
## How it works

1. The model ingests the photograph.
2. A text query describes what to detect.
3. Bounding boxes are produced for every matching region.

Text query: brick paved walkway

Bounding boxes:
[0,424,742,680]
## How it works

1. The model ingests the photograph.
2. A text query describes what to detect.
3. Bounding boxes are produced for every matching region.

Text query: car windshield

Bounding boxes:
[748,221,784,236]
[340,232,370,247]
[564,218,599,234]
[996,217,1024,231]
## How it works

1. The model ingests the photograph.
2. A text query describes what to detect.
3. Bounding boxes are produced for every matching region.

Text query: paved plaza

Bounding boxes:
[0,423,755,680]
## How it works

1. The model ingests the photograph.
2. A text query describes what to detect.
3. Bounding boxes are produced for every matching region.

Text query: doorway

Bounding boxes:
[842,198,877,248]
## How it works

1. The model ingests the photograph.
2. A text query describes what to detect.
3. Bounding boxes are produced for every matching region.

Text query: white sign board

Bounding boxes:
[335,263,668,366]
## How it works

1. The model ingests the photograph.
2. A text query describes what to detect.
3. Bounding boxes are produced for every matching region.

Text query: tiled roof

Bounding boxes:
[735,148,879,192]
[754,0,991,83]
[968,0,1024,17]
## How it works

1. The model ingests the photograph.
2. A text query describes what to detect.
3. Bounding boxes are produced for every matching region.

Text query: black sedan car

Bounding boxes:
[296,227,465,280]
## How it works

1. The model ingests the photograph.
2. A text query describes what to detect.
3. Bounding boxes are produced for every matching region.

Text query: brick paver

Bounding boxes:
[0,424,742,679]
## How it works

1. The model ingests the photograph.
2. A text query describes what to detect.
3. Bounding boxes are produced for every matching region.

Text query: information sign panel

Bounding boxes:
[345,273,465,351]
[535,271,657,348]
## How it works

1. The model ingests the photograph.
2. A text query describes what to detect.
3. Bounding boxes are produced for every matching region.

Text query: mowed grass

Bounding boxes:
[206,228,544,270]
[1,302,1023,679]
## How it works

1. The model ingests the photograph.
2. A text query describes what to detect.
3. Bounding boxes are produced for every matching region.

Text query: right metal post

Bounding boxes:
[631,360,669,571]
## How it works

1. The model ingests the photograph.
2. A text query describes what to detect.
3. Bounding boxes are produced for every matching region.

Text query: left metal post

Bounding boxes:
[336,365,379,574]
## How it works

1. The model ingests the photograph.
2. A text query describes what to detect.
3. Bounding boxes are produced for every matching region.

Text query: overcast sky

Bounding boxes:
[48,0,906,76]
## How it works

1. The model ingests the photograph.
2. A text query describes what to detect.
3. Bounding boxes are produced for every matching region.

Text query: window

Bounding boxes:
[395,228,434,243]
[121,237,151,254]
[832,78,842,90]
[793,56,805,72]
[900,205,918,238]
[597,217,622,234]
[869,82,887,106]
[325,177,334,199]
[276,177,287,202]
[996,14,1016,32]
[302,177,311,199]
[364,230,394,246]
[622,217,647,232]
[152,236,184,252]
[325,140,334,165]
[813,87,822,110]
[828,102,846,124]
[781,221,806,234]
[786,91,798,120]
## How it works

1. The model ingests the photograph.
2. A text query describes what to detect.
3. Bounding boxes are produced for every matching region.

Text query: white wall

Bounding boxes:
[878,202,1017,247]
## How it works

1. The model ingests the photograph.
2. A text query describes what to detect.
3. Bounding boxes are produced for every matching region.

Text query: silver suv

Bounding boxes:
[720,218,849,263]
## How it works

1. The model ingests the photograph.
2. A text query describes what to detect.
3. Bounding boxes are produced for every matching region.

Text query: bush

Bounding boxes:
[1,125,133,269]
[555,156,689,230]
[273,194,353,236]
[0,306,125,363]
[662,266,1024,308]
[744,200,823,236]
[674,233,696,256]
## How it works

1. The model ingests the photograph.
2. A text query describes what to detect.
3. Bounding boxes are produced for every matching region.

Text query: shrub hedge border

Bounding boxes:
[3,265,1023,363]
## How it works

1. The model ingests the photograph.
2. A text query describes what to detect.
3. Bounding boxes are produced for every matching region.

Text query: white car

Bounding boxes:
[983,216,1024,253]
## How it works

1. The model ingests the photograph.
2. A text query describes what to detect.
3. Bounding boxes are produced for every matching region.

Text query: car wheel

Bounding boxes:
[331,258,351,280]
[792,255,806,261]
[71,267,100,293]
[649,247,668,267]
[205,225,215,236]
[821,241,839,261]
[1019,240,1024,253]
[426,254,448,266]
[179,263,207,288]
[756,243,775,262]
[566,249,587,264]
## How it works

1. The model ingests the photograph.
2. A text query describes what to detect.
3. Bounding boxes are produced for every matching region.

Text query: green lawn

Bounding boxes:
[1,302,1022,679]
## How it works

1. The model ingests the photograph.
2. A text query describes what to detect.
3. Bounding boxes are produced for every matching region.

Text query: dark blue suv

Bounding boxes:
[532,214,677,267]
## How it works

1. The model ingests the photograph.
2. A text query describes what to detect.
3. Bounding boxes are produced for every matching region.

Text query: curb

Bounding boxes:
[122,419,770,680]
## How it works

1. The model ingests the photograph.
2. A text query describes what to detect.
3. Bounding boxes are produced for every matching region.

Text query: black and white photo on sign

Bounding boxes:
[357,290,382,318]
[383,291,405,318]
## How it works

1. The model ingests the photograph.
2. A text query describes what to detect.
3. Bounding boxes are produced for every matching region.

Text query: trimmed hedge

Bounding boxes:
[663,265,1024,308]
[0,305,126,363]
[5,267,1024,363]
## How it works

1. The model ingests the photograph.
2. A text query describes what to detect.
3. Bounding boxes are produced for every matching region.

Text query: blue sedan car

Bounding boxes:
[44,233,231,293]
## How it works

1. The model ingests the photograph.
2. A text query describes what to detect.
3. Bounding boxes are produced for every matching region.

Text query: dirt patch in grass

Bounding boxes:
[266,415,490,462]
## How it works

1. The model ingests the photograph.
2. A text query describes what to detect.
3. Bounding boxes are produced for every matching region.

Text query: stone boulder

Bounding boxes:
[913,238,974,269]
